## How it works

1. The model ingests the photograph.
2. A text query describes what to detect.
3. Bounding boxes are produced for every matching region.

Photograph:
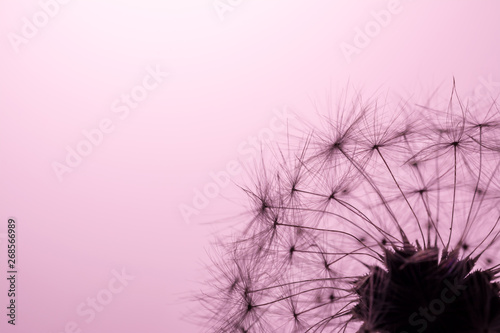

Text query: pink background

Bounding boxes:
[1,1,499,332]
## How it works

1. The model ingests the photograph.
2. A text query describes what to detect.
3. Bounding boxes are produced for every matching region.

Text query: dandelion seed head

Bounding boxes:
[198,84,500,332]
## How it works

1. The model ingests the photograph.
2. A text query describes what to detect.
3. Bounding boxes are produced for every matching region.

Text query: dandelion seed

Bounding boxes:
[198,84,500,332]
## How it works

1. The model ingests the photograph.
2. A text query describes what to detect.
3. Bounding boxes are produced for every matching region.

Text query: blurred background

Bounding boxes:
[0,1,499,332]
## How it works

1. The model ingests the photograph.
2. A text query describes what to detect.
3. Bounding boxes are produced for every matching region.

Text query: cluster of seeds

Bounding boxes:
[199,86,500,332]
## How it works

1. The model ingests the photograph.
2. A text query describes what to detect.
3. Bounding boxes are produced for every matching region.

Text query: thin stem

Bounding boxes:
[460,127,483,244]
[446,145,458,251]
[376,147,427,247]
[248,276,358,294]
[255,287,348,308]
[339,147,408,242]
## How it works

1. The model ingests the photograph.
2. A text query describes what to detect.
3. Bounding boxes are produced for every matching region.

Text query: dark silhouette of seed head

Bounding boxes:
[354,245,500,332]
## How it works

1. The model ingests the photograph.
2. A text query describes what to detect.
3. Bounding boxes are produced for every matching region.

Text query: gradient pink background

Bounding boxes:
[1,1,499,332]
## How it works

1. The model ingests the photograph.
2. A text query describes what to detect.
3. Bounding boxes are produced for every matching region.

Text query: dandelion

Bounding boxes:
[198,83,500,332]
